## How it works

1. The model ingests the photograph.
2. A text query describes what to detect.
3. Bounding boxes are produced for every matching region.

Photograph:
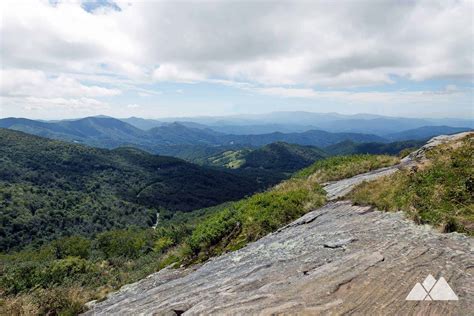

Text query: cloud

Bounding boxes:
[0,96,111,117]
[0,0,140,75]
[0,0,472,118]
[115,0,473,87]
[2,0,472,88]
[152,64,205,83]
[0,69,121,98]
[127,103,140,108]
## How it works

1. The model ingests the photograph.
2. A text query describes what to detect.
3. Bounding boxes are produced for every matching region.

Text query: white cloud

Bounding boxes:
[2,0,472,88]
[0,69,121,98]
[113,0,472,87]
[0,0,140,74]
[127,103,140,108]
[0,0,472,118]
[152,64,205,83]
[0,96,111,118]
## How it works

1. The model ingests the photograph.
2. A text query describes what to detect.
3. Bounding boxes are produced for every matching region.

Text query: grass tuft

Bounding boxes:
[349,135,473,235]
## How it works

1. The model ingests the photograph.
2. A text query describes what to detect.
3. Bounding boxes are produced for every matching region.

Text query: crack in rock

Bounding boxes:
[323,237,357,249]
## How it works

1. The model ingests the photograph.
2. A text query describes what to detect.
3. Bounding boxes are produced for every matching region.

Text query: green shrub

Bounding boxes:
[188,208,239,256]
[95,229,154,259]
[1,261,44,295]
[43,257,95,285]
[153,236,174,253]
[52,236,91,259]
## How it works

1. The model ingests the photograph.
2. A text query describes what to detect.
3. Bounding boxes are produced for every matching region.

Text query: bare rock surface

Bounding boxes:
[84,133,474,315]
[401,131,473,163]
[323,165,402,200]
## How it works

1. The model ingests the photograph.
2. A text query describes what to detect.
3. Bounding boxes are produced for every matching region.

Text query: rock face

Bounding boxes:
[401,131,473,163]
[323,165,401,200]
[84,133,474,315]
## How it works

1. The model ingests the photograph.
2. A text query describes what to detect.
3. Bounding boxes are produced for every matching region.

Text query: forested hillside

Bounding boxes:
[0,151,398,315]
[205,142,327,171]
[324,139,424,156]
[0,129,261,251]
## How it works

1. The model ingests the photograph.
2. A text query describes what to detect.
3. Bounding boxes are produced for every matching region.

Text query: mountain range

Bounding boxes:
[1,115,471,158]
[122,112,474,135]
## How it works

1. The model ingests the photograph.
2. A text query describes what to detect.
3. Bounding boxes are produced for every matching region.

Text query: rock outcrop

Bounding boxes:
[84,133,473,315]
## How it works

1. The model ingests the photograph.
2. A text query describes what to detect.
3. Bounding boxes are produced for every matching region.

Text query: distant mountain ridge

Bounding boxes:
[386,125,471,141]
[1,116,471,162]
[0,116,388,151]
[0,117,149,148]
[122,111,474,135]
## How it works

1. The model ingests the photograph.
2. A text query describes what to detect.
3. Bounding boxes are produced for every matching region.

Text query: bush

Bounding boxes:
[52,236,91,259]
[153,236,174,253]
[188,208,239,256]
[1,261,43,295]
[95,229,154,259]
[43,257,95,285]
[398,147,415,158]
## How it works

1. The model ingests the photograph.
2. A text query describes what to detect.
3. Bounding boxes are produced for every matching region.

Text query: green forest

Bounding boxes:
[0,129,261,251]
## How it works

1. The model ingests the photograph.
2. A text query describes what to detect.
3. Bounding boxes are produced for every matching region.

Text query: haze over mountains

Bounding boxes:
[122,112,474,135]
[1,112,471,157]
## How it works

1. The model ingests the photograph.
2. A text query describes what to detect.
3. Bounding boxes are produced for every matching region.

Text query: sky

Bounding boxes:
[0,0,473,120]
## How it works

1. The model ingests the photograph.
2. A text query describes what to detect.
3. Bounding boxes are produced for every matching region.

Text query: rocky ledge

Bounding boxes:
[84,133,473,315]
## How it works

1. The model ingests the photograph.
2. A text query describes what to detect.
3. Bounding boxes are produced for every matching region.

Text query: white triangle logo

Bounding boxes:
[430,277,459,300]
[406,274,458,301]
[406,283,429,300]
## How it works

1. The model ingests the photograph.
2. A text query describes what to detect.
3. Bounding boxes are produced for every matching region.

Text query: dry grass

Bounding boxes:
[349,135,474,235]
[0,286,94,316]
[296,154,399,183]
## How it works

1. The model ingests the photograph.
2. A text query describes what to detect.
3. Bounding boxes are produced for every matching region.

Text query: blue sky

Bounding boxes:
[0,0,473,119]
